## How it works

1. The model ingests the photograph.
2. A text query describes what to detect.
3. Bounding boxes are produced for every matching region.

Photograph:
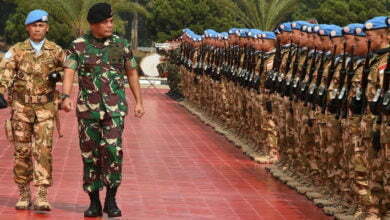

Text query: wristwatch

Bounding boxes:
[59,93,70,100]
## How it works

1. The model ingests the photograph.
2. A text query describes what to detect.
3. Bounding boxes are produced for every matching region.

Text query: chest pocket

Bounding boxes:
[108,43,125,73]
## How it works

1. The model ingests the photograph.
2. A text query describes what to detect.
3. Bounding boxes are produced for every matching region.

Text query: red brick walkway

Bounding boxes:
[0,87,330,219]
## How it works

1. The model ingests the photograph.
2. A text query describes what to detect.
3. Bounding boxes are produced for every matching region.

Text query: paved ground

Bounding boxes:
[0,87,330,219]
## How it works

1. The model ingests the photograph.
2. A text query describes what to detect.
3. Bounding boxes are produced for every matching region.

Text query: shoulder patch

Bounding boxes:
[4,51,13,59]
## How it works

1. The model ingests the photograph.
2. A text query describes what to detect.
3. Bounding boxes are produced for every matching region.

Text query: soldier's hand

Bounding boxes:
[61,98,73,112]
[134,103,145,118]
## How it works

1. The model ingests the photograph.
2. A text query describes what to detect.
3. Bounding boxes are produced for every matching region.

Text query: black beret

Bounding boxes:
[87,3,113,24]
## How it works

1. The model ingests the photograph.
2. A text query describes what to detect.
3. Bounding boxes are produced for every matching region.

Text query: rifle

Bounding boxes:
[318,45,337,113]
[254,51,266,93]
[337,46,355,119]
[294,48,310,99]
[310,49,328,109]
[303,49,320,106]
[299,48,317,101]
[350,40,372,115]
[286,44,301,99]
[265,38,281,92]
[284,44,295,76]
[381,55,390,115]
[328,43,347,114]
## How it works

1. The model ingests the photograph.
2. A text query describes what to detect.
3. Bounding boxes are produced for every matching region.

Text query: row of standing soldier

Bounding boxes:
[165,16,390,220]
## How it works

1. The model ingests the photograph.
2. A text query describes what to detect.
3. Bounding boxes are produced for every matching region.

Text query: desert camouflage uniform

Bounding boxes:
[0,39,65,186]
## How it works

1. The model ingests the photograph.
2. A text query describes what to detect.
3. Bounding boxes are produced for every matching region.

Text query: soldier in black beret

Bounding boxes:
[62,2,145,218]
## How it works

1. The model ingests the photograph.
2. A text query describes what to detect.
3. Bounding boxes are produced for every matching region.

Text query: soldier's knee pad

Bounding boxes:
[12,120,33,143]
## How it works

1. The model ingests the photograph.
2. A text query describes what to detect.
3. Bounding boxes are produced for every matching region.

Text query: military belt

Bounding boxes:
[13,92,54,104]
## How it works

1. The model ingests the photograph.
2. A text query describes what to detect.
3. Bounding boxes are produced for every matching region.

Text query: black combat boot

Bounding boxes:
[103,186,122,217]
[84,191,102,217]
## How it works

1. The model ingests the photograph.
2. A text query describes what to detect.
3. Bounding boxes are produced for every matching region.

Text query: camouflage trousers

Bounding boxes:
[382,117,390,214]
[78,115,125,192]
[11,100,55,187]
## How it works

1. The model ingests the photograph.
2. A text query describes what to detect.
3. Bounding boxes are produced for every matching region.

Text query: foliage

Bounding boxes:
[214,0,298,31]
[4,0,148,47]
[292,0,389,26]
[146,0,241,42]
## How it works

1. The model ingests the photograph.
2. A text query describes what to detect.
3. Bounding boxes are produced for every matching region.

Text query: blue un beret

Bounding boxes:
[343,23,365,37]
[365,16,390,31]
[262,31,276,40]
[291,21,310,30]
[25,9,48,25]
[279,22,292,32]
[238,28,250,37]
[228,28,239,35]
[318,24,330,36]
[327,24,343,38]
[204,29,218,38]
[248,29,262,39]
[301,23,313,32]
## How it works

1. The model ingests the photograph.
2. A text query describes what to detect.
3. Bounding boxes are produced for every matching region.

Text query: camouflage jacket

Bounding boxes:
[366,48,389,101]
[65,33,138,120]
[0,39,65,97]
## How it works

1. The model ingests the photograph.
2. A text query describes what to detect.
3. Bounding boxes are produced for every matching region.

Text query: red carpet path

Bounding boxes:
[0,87,331,220]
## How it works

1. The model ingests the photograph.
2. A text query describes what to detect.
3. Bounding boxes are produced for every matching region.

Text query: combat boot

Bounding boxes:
[103,186,121,217]
[15,184,32,210]
[84,191,102,217]
[34,186,51,211]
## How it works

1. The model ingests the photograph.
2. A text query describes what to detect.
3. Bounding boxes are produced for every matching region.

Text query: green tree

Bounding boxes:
[5,0,148,47]
[292,0,389,26]
[147,0,241,42]
[290,0,323,21]
[214,0,298,31]
[4,7,73,47]
[0,0,16,37]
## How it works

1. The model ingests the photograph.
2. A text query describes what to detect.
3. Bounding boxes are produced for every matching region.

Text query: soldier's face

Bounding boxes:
[344,35,355,53]
[26,22,48,42]
[262,39,275,51]
[354,37,368,55]
[321,36,332,51]
[299,33,308,47]
[292,30,300,43]
[91,17,113,38]
[331,37,344,55]
[365,29,387,51]
[313,35,321,48]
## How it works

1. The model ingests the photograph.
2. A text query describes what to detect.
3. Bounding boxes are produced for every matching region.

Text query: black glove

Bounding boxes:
[48,71,61,84]
[0,94,8,109]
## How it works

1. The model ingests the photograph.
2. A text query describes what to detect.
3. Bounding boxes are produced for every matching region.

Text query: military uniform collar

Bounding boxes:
[21,38,55,50]
[86,32,113,48]
[373,47,390,55]
[265,49,276,55]
[281,43,291,49]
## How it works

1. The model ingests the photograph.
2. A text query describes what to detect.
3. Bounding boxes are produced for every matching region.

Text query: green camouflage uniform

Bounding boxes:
[0,39,66,187]
[65,33,137,192]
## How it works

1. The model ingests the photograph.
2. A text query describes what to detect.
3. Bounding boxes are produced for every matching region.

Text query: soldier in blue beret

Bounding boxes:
[362,15,390,220]
[0,9,67,212]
